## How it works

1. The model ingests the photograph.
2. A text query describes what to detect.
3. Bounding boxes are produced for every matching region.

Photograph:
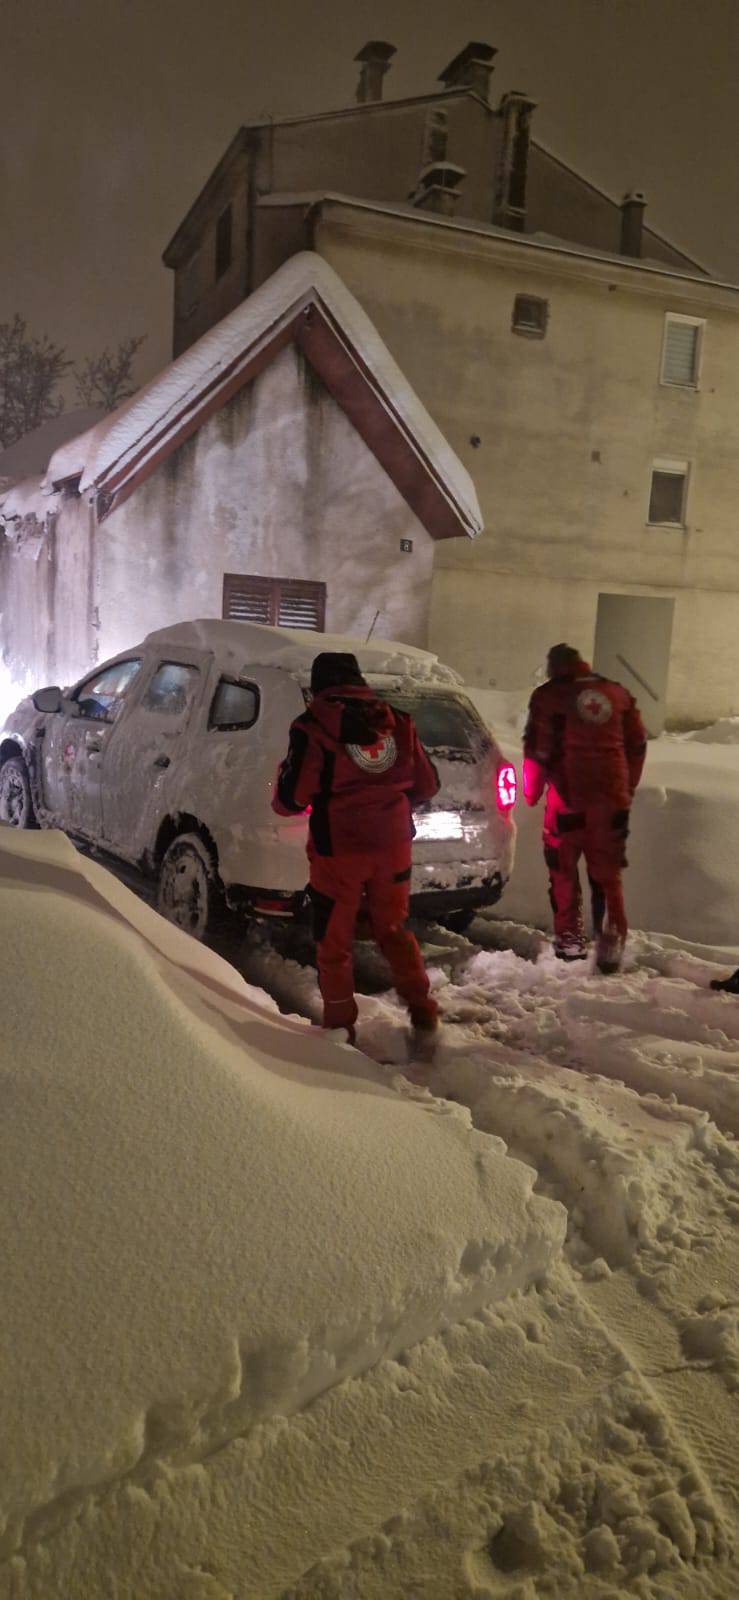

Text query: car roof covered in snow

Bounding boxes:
[141,619,463,686]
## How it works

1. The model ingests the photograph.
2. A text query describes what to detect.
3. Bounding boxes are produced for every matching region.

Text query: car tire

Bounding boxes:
[157,832,222,941]
[0,755,38,829]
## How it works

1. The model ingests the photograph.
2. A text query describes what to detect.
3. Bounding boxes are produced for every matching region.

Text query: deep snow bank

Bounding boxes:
[0,827,564,1566]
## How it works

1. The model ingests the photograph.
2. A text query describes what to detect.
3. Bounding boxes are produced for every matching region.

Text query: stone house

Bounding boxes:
[160,37,739,729]
[0,254,480,696]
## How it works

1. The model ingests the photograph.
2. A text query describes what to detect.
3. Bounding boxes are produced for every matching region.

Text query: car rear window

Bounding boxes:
[387,693,484,753]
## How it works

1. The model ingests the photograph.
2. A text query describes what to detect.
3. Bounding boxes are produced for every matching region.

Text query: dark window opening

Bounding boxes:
[209,678,260,731]
[215,205,233,280]
[512,294,548,338]
[223,573,326,631]
[648,469,687,526]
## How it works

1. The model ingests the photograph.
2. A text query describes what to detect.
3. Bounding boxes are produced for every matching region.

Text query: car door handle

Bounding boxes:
[153,754,170,769]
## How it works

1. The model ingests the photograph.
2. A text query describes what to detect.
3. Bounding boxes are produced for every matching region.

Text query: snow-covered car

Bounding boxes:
[0,620,516,937]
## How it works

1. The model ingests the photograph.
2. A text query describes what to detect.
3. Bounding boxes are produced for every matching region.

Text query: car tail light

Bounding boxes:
[496,762,517,812]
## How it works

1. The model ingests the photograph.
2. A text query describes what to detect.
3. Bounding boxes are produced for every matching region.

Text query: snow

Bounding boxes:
[0,825,563,1589]
[5,676,739,1596]
[270,918,739,1597]
[22,253,481,543]
[142,616,463,687]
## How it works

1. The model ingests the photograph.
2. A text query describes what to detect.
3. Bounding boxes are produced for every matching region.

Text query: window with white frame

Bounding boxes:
[660,315,703,387]
[648,459,689,527]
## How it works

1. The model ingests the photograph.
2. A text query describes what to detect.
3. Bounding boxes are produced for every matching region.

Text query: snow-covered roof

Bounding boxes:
[34,252,482,543]
[297,194,721,290]
[142,618,463,685]
[0,475,60,523]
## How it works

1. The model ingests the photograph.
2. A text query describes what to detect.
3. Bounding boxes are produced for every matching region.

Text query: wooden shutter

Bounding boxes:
[663,320,699,385]
[222,574,326,631]
[222,574,273,623]
[276,579,326,630]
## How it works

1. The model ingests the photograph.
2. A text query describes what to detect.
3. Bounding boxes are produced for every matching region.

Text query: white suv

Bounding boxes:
[0,620,516,937]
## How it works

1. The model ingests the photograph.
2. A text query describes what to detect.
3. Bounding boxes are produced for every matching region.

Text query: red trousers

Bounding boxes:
[543,791,629,947]
[308,846,438,1032]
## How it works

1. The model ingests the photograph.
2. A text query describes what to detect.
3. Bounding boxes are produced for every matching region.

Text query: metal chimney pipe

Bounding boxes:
[354,41,396,104]
[620,191,646,257]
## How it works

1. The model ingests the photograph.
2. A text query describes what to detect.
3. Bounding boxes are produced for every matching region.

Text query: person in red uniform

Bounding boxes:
[523,643,647,972]
[272,651,440,1045]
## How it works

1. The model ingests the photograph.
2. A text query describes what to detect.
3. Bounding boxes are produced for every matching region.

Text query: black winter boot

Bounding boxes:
[710,969,739,995]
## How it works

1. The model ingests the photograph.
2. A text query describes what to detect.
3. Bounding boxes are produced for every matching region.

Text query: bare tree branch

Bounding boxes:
[74,335,146,412]
[0,316,71,449]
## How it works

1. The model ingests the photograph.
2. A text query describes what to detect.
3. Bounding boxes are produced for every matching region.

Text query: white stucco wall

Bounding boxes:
[315,207,739,725]
[95,344,435,664]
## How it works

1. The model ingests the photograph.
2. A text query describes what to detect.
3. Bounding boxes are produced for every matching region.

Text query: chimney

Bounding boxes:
[620,191,646,258]
[354,41,396,104]
[410,161,467,218]
[438,41,497,103]
[494,90,537,231]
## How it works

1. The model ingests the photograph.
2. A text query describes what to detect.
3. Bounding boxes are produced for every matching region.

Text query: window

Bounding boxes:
[215,205,233,280]
[222,573,326,631]
[209,678,259,731]
[421,107,448,166]
[74,658,141,721]
[648,460,689,526]
[142,662,200,716]
[661,315,703,387]
[387,693,484,754]
[512,294,548,338]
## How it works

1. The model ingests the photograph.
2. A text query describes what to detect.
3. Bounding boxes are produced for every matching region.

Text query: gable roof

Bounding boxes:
[35,252,481,542]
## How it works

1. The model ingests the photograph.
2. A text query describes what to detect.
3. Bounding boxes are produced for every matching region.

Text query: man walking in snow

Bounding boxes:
[272,651,440,1049]
[522,643,646,973]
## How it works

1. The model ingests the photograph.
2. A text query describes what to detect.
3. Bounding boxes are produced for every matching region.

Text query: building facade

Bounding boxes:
[0,257,479,697]
[161,38,739,728]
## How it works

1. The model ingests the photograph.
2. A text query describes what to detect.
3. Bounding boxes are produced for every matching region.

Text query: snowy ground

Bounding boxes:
[233,915,739,1598]
[4,694,739,1598]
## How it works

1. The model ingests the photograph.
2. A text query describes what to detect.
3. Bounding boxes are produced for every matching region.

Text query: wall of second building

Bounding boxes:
[94,344,435,661]
[313,206,739,724]
[172,146,252,357]
[0,496,97,696]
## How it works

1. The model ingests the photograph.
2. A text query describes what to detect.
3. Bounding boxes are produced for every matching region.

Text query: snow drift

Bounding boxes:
[0,826,564,1571]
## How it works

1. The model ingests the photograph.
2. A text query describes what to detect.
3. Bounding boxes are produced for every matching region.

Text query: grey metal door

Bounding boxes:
[593,593,674,737]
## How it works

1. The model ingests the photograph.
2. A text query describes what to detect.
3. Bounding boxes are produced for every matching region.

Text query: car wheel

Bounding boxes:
[0,755,37,829]
[157,832,221,941]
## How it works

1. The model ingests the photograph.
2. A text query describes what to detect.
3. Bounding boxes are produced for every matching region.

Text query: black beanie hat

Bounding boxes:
[310,651,366,694]
[547,642,581,675]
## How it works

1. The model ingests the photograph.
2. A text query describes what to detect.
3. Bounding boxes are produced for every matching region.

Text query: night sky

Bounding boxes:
[3,0,737,392]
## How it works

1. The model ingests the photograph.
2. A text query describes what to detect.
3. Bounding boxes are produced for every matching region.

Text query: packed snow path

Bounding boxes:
[233,914,739,1597]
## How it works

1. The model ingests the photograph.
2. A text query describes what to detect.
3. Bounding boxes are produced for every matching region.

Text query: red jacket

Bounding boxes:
[272,684,439,856]
[523,659,646,811]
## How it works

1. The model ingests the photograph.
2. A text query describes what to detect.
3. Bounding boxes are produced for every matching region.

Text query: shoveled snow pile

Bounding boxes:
[0,826,564,1591]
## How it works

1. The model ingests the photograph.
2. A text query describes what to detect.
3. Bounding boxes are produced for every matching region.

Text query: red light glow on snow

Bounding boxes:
[496,763,517,811]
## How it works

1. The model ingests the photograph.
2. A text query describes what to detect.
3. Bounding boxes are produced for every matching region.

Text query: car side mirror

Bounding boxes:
[33,686,64,714]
